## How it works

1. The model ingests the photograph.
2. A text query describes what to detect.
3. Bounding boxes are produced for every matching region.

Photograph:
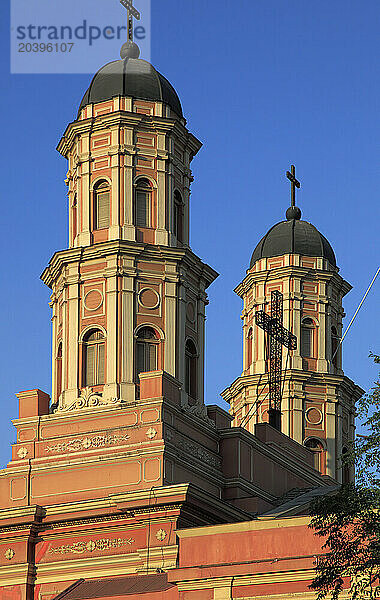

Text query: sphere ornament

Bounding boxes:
[286,206,302,221]
[120,41,140,59]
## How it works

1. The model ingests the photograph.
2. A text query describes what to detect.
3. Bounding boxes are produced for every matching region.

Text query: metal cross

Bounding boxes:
[120,0,140,42]
[255,291,297,431]
[286,165,301,208]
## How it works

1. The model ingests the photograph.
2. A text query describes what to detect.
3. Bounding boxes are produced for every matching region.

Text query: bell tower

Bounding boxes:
[42,42,217,413]
[222,167,363,482]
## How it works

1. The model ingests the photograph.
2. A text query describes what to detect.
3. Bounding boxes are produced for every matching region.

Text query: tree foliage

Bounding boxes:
[309,354,380,600]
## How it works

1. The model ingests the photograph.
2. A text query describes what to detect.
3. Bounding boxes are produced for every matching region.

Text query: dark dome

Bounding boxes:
[79,58,183,118]
[250,219,336,268]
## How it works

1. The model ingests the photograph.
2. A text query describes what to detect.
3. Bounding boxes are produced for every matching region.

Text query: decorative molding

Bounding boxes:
[45,432,130,454]
[181,399,216,428]
[5,549,15,560]
[49,537,135,555]
[175,434,220,469]
[57,387,119,412]
[17,447,28,459]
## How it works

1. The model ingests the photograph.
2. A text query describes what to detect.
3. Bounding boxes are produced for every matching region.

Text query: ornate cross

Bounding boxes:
[255,291,297,431]
[120,0,141,41]
[286,165,301,208]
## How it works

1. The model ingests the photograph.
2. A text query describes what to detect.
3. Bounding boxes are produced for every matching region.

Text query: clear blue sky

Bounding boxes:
[0,0,379,466]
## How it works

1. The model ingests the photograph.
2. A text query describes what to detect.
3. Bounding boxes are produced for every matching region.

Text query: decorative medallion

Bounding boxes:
[156,529,167,542]
[45,432,130,454]
[17,447,28,459]
[5,549,15,560]
[146,428,157,440]
[138,288,160,310]
[306,407,323,426]
[49,537,135,555]
[83,289,103,311]
[165,429,174,442]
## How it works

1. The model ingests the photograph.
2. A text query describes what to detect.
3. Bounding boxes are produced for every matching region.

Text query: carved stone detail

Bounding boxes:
[49,537,135,555]
[156,529,167,542]
[17,447,28,459]
[57,387,119,412]
[146,427,157,439]
[5,549,15,560]
[181,398,216,428]
[166,428,220,469]
[45,432,130,454]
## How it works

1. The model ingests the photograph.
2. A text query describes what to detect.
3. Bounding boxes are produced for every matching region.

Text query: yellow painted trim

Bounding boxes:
[177,570,315,591]
[177,515,310,538]
[35,545,178,585]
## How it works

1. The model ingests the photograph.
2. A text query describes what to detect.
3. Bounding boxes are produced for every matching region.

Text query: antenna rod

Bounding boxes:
[332,266,380,361]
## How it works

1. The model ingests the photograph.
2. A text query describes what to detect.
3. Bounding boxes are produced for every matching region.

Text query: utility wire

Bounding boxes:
[240,377,267,429]
[332,266,380,361]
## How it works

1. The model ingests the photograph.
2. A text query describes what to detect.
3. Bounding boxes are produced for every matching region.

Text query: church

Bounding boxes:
[0,30,363,600]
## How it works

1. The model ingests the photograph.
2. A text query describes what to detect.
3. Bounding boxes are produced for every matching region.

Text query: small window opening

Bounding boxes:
[301,317,314,358]
[136,327,159,380]
[185,339,197,400]
[94,181,110,230]
[83,329,105,386]
[135,179,151,228]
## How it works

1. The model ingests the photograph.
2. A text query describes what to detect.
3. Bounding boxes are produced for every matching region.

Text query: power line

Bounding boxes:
[332,266,380,361]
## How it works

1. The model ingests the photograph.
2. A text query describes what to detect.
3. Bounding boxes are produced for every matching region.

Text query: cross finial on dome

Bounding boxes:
[286,165,302,220]
[120,0,141,59]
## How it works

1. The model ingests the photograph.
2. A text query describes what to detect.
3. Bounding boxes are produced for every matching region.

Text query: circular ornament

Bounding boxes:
[138,288,160,310]
[306,407,323,426]
[84,289,103,311]
[17,447,28,459]
[5,549,15,560]
[156,529,167,542]
[146,428,157,440]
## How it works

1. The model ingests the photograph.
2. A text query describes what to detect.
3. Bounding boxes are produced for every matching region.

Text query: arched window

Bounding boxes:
[136,327,159,379]
[342,447,350,484]
[83,329,105,387]
[135,178,152,228]
[301,317,314,358]
[304,438,324,471]
[247,328,253,368]
[173,190,184,243]
[94,181,110,230]
[331,326,339,368]
[185,339,197,400]
[56,343,63,400]
[72,194,77,241]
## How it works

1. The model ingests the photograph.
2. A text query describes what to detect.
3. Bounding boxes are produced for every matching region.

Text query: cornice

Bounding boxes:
[41,241,218,290]
[222,371,364,402]
[57,110,202,158]
[235,264,351,298]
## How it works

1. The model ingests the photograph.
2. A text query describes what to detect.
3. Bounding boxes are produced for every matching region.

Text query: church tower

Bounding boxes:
[222,168,363,482]
[0,27,364,600]
[42,42,217,414]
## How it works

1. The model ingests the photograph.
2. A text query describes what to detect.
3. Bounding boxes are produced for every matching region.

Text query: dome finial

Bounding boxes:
[285,164,301,220]
[119,0,141,59]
